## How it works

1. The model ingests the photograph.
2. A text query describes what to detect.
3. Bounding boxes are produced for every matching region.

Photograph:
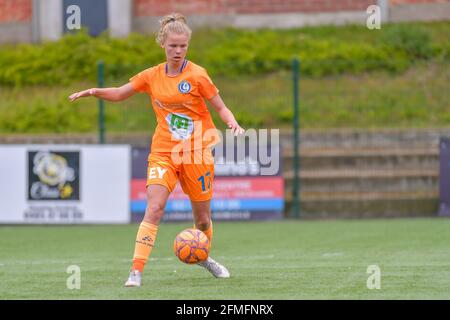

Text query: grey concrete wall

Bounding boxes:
[0,22,32,43]
[38,0,63,42]
[390,3,450,22]
[1,1,449,44]
[0,0,131,43]
[108,0,131,37]
[132,1,449,34]
[133,10,370,34]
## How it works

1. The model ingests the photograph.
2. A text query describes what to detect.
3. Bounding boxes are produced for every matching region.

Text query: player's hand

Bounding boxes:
[69,88,96,102]
[227,121,245,136]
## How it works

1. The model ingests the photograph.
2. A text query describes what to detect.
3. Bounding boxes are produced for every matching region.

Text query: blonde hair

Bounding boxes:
[156,13,192,45]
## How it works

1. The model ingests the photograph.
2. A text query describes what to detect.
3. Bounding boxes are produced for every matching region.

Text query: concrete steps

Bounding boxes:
[279,128,450,149]
[282,147,439,170]
[283,166,439,218]
[284,168,438,193]
[280,129,446,218]
[285,191,438,219]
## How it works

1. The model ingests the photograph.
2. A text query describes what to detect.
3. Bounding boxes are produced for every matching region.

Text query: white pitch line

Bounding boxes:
[2,254,278,267]
[321,252,344,257]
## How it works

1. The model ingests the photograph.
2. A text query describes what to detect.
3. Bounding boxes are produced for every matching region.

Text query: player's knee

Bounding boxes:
[146,202,164,216]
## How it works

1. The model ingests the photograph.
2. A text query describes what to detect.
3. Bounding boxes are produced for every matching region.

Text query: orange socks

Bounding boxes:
[131,220,211,272]
[131,221,158,272]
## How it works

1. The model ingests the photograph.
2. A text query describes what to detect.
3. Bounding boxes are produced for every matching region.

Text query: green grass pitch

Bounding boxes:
[1,218,450,299]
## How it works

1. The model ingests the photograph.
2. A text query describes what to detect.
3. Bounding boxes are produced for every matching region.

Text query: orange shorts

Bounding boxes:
[146,148,214,202]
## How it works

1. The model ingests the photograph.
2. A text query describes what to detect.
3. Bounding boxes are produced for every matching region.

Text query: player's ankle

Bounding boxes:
[131,261,144,273]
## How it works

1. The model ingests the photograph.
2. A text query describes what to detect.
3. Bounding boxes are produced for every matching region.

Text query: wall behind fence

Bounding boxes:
[1,0,449,43]
[0,0,33,43]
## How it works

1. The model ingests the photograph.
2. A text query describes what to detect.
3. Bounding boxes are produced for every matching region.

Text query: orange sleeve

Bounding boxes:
[197,69,219,100]
[129,68,152,94]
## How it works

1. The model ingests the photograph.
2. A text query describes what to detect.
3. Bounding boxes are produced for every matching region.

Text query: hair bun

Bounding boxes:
[156,13,191,45]
[160,13,187,28]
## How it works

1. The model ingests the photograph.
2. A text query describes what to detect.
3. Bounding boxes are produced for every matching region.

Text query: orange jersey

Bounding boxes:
[130,61,221,153]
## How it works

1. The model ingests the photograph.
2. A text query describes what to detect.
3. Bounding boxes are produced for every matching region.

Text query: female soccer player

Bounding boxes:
[69,13,244,287]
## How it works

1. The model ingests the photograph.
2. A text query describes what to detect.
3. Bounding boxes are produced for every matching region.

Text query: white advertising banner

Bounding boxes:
[0,145,130,224]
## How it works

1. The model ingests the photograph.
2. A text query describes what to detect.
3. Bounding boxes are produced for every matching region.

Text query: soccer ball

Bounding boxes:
[173,228,210,264]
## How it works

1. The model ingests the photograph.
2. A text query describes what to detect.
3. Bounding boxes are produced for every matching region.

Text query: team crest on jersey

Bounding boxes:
[178,80,191,94]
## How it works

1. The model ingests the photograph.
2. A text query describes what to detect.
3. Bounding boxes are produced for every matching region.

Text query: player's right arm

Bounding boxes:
[69,83,136,102]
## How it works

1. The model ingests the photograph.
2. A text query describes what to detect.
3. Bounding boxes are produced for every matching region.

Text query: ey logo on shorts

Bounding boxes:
[178,80,191,94]
[148,167,167,180]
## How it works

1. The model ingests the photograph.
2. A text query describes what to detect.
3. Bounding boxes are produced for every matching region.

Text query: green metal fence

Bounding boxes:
[292,58,300,219]
[96,59,448,219]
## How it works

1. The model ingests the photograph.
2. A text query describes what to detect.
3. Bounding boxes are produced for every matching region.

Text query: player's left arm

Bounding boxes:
[209,94,245,136]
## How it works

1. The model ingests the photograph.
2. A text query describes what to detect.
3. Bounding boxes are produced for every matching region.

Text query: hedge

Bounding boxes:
[0,22,448,86]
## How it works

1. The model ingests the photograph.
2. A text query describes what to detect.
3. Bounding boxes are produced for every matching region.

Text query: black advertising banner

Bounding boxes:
[28,151,80,201]
[439,138,450,216]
